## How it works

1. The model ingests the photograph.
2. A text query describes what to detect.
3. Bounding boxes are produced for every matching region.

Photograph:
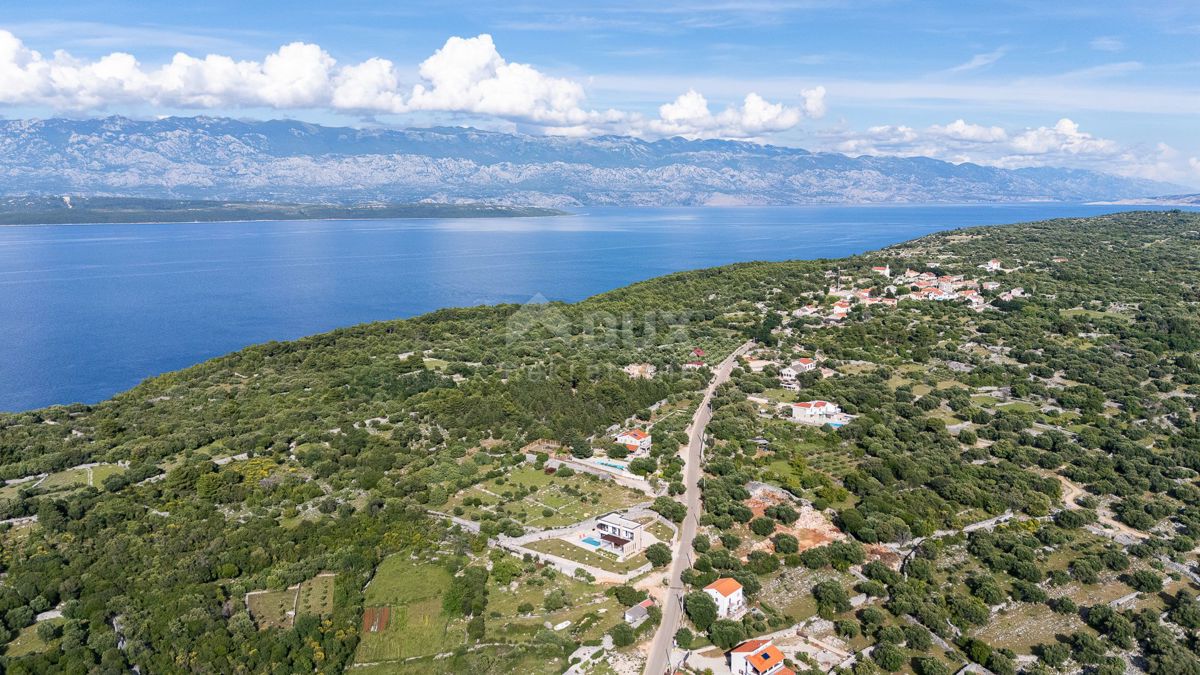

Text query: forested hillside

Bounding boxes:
[1,211,1199,674]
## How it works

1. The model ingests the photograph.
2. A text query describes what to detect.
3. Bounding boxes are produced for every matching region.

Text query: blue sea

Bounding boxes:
[1,204,1195,411]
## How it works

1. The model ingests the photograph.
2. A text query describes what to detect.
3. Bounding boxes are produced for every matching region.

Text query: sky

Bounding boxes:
[1,0,1198,187]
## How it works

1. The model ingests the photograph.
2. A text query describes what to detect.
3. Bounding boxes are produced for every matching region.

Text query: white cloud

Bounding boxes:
[1089,36,1124,52]
[929,119,1007,143]
[646,89,819,138]
[1008,118,1117,157]
[0,29,821,139]
[943,48,1006,74]
[812,117,1199,186]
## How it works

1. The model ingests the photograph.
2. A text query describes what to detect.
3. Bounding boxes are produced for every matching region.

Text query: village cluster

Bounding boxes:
[789,260,1024,324]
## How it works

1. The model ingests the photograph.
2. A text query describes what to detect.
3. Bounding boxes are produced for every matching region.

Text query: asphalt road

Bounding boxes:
[643,341,754,675]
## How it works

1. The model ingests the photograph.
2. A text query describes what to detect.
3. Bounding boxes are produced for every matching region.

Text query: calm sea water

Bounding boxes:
[2,204,1195,411]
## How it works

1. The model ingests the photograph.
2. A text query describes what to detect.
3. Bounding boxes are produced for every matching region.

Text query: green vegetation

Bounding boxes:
[2,210,1200,673]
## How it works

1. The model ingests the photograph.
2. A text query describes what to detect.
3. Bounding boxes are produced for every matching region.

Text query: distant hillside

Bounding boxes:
[1095,193,1200,206]
[0,117,1183,206]
[0,196,564,226]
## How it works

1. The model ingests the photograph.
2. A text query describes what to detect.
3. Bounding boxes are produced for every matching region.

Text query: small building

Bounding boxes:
[592,513,648,559]
[704,577,747,619]
[682,360,706,370]
[982,281,1001,291]
[730,638,792,675]
[984,259,1002,272]
[791,400,840,420]
[692,347,706,357]
[624,598,654,626]
[871,265,890,277]
[794,357,816,372]
[614,429,652,454]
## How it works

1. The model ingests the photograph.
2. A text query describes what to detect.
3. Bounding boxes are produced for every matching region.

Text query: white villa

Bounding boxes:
[591,513,649,559]
[704,577,747,619]
[791,400,840,420]
[614,429,652,454]
[984,259,1002,272]
[730,639,792,675]
[871,265,891,277]
[793,357,816,372]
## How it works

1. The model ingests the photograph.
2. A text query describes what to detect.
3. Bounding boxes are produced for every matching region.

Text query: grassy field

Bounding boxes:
[0,463,126,500]
[247,588,298,630]
[5,618,65,657]
[350,644,566,675]
[1060,308,1132,323]
[354,557,457,665]
[296,573,335,618]
[523,538,648,574]
[247,573,335,629]
[446,466,643,529]
[486,564,622,643]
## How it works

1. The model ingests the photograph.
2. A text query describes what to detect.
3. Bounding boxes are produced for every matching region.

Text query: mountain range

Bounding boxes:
[0,116,1182,206]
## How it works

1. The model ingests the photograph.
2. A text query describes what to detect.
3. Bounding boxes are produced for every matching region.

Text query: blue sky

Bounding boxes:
[2,0,1198,186]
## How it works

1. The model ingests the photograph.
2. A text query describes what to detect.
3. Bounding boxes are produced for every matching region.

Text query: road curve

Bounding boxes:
[644,341,754,675]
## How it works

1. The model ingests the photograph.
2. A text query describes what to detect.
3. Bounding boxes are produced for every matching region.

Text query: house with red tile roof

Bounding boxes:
[614,429,651,454]
[730,638,793,675]
[704,577,747,619]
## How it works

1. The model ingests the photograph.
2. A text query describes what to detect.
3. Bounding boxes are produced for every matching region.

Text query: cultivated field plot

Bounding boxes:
[354,557,456,665]
[296,573,335,617]
[446,466,643,529]
[0,463,126,500]
[247,588,296,630]
[247,573,336,630]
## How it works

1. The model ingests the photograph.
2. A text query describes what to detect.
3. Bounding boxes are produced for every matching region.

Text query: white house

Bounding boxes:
[704,577,747,619]
[730,639,791,675]
[793,357,816,372]
[984,259,1002,272]
[614,429,651,454]
[624,598,654,626]
[791,400,840,421]
[591,513,649,559]
[871,265,891,277]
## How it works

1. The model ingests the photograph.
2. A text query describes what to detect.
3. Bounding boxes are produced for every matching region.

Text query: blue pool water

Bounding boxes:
[3,204,1195,411]
[581,537,601,547]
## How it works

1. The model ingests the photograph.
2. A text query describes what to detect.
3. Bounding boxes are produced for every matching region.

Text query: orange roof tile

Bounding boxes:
[704,577,743,597]
[731,639,770,653]
[748,644,785,673]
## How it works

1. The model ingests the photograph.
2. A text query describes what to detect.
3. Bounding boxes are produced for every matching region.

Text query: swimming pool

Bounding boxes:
[581,537,601,547]
[596,460,628,471]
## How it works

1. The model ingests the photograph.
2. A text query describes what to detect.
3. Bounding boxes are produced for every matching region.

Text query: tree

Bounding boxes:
[467,615,485,641]
[645,543,672,568]
[570,436,593,459]
[872,642,905,672]
[652,496,687,523]
[1126,569,1162,593]
[750,517,777,537]
[707,619,746,650]
[813,580,851,618]
[674,627,694,649]
[692,535,711,553]
[612,585,647,606]
[610,622,635,647]
[684,591,718,631]
[772,533,798,554]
